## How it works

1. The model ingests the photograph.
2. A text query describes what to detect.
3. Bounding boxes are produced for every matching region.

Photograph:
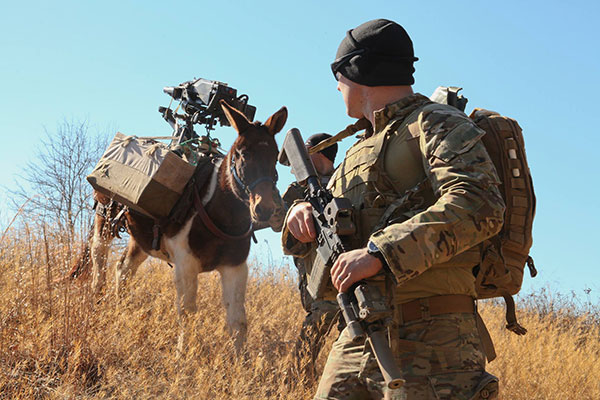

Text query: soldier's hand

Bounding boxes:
[286,202,316,243]
[331,248,383,293]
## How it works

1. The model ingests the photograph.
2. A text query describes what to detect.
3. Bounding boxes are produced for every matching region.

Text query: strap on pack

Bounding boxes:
[373,105,434,231]
[110,206,128,239]
[152,222,161,250]
[429,86,468,112]
[475,308,497,362]
[503,294,528,335]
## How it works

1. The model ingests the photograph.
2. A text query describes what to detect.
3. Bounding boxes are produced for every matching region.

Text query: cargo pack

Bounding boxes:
[87,132,196,219]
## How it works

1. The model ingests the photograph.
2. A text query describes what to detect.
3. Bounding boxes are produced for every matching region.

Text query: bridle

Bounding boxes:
[229,152,278,199]
[192,145,278,242]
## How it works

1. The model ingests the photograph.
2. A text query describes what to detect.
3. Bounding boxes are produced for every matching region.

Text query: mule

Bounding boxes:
[78,100,287,349]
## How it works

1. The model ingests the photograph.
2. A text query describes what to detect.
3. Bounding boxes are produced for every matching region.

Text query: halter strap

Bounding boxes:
[193,187,253,240]
[230,153,277,197]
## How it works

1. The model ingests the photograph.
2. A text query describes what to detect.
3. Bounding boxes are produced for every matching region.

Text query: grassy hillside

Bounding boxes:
[1,228,598,399]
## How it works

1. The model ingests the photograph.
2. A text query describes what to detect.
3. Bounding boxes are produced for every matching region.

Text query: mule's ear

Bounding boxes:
[264,106,288,136]
[220,100,252,134]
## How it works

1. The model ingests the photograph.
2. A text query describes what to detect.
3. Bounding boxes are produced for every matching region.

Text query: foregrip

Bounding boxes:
[339,284,404,389]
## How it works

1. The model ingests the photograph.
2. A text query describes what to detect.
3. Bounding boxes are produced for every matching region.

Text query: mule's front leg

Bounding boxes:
[174,262,199,315]
[173,261,199,356]
[218,262,248,351]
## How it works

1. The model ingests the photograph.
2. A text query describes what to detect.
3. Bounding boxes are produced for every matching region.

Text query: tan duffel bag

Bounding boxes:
[87,132,196,218]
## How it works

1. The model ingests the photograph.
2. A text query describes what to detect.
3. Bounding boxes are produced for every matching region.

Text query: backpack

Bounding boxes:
[431,87,537,335]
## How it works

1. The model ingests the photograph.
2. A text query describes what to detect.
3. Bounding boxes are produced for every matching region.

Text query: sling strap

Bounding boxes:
[308,118,371,155]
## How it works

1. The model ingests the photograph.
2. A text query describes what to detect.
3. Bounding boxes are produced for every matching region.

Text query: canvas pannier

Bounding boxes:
[87,132,196,219]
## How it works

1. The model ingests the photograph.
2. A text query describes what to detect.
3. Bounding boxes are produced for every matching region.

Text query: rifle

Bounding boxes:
[279,127,404,389]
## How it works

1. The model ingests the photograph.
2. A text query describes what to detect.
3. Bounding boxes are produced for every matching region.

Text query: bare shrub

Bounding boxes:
[10,118,108,244]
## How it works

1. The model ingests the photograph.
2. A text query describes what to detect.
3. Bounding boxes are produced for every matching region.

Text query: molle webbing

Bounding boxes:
[468,111,536,287]
[468,108,536,337]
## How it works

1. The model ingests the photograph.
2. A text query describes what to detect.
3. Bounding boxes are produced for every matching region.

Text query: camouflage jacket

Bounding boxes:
[283,94,505,302]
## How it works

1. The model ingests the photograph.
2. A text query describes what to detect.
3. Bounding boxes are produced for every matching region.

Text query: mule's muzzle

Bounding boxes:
[253,203,274,222]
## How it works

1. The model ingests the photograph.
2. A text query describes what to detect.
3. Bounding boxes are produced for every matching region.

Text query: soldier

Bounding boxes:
[282,19,504,399]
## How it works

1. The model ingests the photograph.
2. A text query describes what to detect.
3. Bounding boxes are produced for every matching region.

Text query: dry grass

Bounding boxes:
[0,226,598,399]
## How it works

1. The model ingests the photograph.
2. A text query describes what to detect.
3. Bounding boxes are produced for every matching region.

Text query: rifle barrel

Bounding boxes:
[369,329,405,389]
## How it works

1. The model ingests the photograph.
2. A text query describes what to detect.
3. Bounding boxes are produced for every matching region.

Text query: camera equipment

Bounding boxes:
[158,77,257,161]
[160,77,256,131]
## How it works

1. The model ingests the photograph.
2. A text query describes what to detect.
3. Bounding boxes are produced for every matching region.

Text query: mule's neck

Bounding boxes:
[204,153,252,234]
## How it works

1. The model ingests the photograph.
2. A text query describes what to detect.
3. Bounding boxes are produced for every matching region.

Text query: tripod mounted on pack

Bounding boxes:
[158,77,257,163]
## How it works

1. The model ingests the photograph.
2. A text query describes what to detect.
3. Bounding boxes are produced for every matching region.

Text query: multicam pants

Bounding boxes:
[295,299,340,377]
[314,313,498,400]
[295,265,340,378]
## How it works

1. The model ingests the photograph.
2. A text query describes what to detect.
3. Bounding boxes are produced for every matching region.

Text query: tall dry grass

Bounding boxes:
[0,226,598,399]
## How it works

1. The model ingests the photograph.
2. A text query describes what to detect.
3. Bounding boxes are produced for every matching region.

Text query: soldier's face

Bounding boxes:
[336,73,364,119]
[309,151,334,176]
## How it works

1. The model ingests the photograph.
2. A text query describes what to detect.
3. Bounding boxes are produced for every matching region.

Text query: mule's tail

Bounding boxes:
[50,232,94,285]
[68,239,93,280]
[62,200,99,283]
[52,225,96,285]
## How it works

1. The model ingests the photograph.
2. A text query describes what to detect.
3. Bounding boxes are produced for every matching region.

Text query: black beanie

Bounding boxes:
[305,133,337,163]
[331,19,418,86]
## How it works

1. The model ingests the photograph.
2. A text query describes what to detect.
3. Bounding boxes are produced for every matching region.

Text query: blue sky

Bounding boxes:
[1,1,599,300]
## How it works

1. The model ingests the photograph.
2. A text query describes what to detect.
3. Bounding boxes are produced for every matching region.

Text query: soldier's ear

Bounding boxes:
[264,106,288,136]
[220,100,252,135]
